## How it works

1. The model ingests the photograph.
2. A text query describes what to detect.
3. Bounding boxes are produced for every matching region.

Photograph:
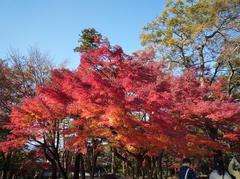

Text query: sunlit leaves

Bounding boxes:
[2,40,240,158]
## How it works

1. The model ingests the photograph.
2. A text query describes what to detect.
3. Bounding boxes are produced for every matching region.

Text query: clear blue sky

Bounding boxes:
[0,0,166,69]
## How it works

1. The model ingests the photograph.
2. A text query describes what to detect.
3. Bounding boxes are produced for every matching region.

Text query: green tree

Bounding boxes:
[141,0,240,83]
[74,28,103,53]
[217,38,240,96]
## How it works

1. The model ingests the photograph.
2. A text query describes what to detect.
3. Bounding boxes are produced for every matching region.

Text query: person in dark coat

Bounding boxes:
[179,158,197,179]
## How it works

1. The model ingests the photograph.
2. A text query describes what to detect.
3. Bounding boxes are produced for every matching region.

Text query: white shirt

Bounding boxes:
[209,170,232,179]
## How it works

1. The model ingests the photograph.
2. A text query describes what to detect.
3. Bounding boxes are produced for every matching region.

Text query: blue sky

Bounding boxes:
[0,0,166,69]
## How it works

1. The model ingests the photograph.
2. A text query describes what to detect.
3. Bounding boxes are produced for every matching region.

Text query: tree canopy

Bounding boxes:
[1,40,240,178]
[141,0,240,85]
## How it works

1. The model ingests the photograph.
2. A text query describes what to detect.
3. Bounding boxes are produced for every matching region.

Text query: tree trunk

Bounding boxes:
[90,151,97,179]
[136,157,143,179]
[122,161,126,177]
[1,154,11,179]
[153,158,158,179]
[80,155,85,179]
[198,44,205,84]
[74,153,81,179]
[1,168,8,179]
[159,153,164,179]
[43,149,58,179]
[51,162,57,179]
[132,166,135,179]
[56,158,68,179]
[89,140,99,179]
[146,157,153,179]
[8,170,14,179]
[111,150,116,174]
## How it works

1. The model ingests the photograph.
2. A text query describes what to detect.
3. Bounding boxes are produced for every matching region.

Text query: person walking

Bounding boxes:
[209,159,231,179]
[179,158,197,179]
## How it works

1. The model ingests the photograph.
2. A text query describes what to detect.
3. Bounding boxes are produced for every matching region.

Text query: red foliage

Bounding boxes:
[1,40,240,159]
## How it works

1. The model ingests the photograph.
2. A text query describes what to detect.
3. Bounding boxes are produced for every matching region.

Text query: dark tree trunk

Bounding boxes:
[80,155,85,179]
[90,151,98,179]
[8,170,14,179]
[51,162,57,179]
[132,166,135,179]
[111,150,116,174]
[56,158,68,179]
[153,158,158,179]
[1,154,11,179]
[1,167,8,179]
[136,156,143,179]
[145,156,153,179]
[89,140,99,179]
[158,152,164,179]
[74,153,81,179]
[43,148,58,179]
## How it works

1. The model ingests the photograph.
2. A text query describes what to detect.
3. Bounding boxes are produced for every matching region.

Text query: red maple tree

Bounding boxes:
[1,41,240,178]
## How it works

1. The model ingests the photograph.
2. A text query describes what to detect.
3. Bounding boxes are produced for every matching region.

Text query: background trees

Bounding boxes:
[0,48,52,179]
[1,39,240,178]
[74,28,103,53]
[0,0,239,178]
[141,0,240,87]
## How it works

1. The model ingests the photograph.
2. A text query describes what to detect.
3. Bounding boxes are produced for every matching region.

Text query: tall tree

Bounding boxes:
[2,41,240,178]
[217,38,240,96]
[74,28,103,53]
[0,48,52,179]
[141,0,240,83]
